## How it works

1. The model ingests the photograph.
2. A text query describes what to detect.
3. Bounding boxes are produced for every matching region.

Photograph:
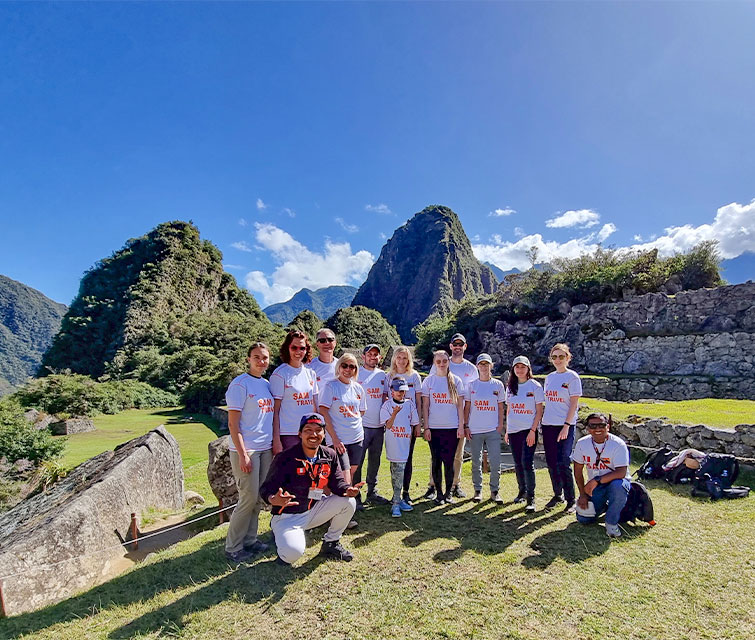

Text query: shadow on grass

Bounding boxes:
[153,409,224,437]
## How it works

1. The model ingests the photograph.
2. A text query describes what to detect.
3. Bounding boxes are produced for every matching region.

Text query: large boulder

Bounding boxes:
[207,436,238,505]
[50,417,96,435]
[0,426,183,616]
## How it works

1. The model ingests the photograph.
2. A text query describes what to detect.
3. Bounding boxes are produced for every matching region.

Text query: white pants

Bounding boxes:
[271,495,356,563]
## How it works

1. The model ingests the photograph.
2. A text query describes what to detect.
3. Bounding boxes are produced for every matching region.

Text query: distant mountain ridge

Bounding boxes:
[264,285,357,325]
[0,275,67,394]
[352,205,498,342]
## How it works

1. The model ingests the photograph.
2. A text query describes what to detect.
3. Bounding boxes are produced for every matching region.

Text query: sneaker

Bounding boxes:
[423,486,437,500]
[433,496,445,506]
[444,494,456,505]
[391,504,402,517]
[402,492,413,505]
[347,519,359,529]
[398,500,414,512]
[473,490,482,503]
[452,485,467,499]
[513,491,526,504]
[565,501,577,514]
[367,492,390,505]
[491,491,504,504]
[355,500,365,512]
[525,497,536,512]
[243,540,269,554]
[606,523,622,538]
[544,495,565,511]
[225,548,254,564]
[319,539,354,562]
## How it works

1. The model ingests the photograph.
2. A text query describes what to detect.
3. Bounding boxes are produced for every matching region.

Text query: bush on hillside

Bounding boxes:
[326,306,401,355]
[0,399,65,464]
[287,310,323,343]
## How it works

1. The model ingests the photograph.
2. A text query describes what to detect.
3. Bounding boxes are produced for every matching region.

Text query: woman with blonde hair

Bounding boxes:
[387,346,423,503]
[420,350,465,505]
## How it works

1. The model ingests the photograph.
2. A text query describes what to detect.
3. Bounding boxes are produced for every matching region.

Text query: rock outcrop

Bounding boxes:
[50,416,96,435]
[0,426,183,615]
[207,436,238,505]
[351,205,498,342]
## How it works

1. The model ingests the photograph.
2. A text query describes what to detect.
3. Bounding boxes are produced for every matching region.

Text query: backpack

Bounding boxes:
[620,481,656,525]
[664,463,697,485]
[636,446,676,480]
[693,453,739,492]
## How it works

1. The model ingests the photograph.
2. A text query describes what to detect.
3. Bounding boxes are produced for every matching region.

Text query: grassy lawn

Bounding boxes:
[58,408,221,499]
[580,398,755,428]
[1,442,753,639]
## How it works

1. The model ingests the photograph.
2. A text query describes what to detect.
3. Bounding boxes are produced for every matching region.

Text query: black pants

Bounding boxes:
[353,426,384,494]
[402,433,417,495]
[541,424,575,503]
[430,429,458,498]
[509,430,538,499]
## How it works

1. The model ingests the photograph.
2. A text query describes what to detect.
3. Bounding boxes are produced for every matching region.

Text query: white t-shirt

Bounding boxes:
[505,379,546,433]
[319,379,366,446]
[571,433,631,481]
[307,356,337,387]
[542,369,582,426]
[357,367,388,428]
[429,358,478,393]
[380,399,420,462]
[420,374,463,429]
[269,363,319,436]
[386,371,423,407]
[465,378,505,434]
[224,373,274,452]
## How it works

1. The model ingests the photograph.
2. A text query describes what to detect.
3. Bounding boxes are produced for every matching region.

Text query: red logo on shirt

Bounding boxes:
[561,383,570,389]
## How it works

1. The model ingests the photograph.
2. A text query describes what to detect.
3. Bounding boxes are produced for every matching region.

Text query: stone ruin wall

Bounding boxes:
[479,282,755,400]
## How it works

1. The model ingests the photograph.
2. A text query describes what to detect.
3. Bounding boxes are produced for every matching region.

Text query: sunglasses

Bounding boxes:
[551,354,567,360]
[451,342,465,347]
[317,337,335,343]
[290,345,307,351]
[587,422,607,429]
[340,363,357,371]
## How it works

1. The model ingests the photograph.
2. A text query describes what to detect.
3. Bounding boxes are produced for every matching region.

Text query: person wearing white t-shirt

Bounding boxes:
[224,342,275,563]
[271,330,319,455]
[426,332,478,500]
[464,354,505,504]
[380,377,420,518]
[421,350,465,506]
[307,328,338,387]
[571,413,631,538]
[352,344,389,506]
[387,346,423,504]
[504,355,545,512]
[542,343,582,513]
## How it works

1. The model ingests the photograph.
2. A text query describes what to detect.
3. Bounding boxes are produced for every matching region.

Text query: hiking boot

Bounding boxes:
[544,495,565,511]
[402,492,413,505]
[491,491,504,504]
[391,504,402,518]
[513,491,526,504]
[606,523,622,538]
[564,500,577,514]
[243,540,269,555]
[423,486,437,500]
[225,548,254,564]
[452,485,466,499]
[320,539,354,562]
[525,497,536,512]
[347,519,359,529]
[473,490,482,503]
[398,500,414,512]
[367,492,390,505]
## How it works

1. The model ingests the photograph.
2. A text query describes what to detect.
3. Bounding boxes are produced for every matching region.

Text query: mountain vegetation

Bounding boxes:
[351,205,498,342]
[325,305,401,354]
[0,275,67,395]
[286,309,323,343]
[416,242,724,359]
[263,285,357,325]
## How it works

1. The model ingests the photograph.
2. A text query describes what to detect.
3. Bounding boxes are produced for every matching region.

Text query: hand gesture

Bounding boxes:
[392,405,401,415]
[269,487,299,508]
[345,481,365,497]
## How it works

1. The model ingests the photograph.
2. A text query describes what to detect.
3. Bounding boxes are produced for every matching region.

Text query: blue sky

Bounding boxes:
[1,2,754,306]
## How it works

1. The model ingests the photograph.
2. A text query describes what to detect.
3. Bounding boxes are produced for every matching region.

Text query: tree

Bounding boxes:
[325,306,401,354]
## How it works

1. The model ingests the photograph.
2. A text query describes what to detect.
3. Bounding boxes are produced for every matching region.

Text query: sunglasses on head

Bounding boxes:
[587,422,607,429]
[340,363,357,371]
[317,337,335,343]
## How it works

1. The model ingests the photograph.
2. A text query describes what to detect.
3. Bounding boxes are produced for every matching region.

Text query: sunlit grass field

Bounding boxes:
[580,398,755,428]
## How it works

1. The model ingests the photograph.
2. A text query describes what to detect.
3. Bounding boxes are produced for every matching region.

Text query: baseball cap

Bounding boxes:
[512,355,531,369]
[363,343,381,354]
[575,500,596,518]
[299,413,326,432]
[476,353,493,365]
[450,333,466,344]
[390,377,409,391]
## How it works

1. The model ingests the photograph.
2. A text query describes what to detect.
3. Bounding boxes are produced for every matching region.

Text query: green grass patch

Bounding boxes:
[580,398,755,428]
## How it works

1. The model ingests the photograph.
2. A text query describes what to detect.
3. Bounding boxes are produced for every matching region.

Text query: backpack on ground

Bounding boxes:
[693,453,739,491]
[635,446,676,480]
[620,481,656,525]
[664,463,697,485]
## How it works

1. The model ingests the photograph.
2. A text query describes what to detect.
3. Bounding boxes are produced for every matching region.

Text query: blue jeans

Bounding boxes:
[577,478,631,526]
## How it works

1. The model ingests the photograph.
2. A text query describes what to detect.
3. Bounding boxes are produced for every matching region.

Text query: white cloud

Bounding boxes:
[514,227,525,238]
[231,241,253,253]
[633,234,643,242]
[244,223,374,306]
[282,207,296,218]
[238,218,248,227]
[379,232,387,240]
[546,209,601,228]
[365,203,392,215]
[473,233,606,272]
[489,207,516,217]
[596,223,617,242]
[223,264,245,271]
[256,198,267,211]
[335,217,359,233]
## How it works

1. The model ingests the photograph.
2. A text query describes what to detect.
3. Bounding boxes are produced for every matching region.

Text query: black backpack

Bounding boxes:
[636,446,676,480]
[620,481,656,524]
[691,453,743,499]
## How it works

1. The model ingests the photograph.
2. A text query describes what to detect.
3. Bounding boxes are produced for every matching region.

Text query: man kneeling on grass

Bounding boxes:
[260,413,363,565]
[571,412,631,538]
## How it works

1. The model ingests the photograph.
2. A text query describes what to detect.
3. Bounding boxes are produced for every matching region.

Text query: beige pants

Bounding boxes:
[225,449,272,553]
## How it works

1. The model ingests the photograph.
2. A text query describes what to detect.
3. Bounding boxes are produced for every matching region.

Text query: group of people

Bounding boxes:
[223,328,632,567]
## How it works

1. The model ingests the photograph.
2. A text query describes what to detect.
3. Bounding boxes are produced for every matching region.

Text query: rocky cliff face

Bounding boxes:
[351,205,497,342]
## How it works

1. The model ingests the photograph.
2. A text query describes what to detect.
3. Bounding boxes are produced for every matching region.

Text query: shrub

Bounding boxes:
[0,399,66,464]
[325,306,401,355]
